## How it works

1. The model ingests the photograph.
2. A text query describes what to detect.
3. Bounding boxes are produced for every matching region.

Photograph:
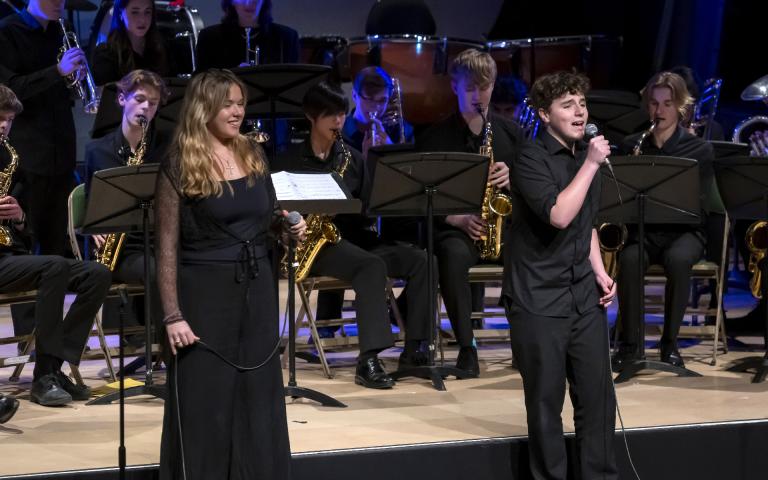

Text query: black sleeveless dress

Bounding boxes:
[157,174,291,479]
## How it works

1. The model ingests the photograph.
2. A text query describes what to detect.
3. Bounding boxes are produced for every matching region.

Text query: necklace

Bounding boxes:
[215,151,236,176]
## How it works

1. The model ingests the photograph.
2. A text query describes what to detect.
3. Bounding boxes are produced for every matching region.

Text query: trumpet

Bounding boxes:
[244,27,260,66]
[58,19,100,114]
[597,222,628,279]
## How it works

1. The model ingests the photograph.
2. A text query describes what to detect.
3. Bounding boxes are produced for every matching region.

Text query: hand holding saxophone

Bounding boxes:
[585,135,611,167]
[56,47,86,79]
[0,195,23,223]
[488,161,510,189]
[446,214,487,241]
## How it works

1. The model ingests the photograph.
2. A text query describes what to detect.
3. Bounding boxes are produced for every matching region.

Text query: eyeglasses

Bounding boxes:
[358,93,389,106]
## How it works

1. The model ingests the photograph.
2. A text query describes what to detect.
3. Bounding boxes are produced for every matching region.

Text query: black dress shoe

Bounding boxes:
[456,346,480,378]
[611,350,641,370]
[398,350,429,370]
[31,373,72,406]
[55,371,91,401]
[660,347,685,368]
[0,394,19,424]
[355,357,395,389]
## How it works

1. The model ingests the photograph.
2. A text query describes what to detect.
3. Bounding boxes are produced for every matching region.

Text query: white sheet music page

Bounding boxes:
[271,171,348,200]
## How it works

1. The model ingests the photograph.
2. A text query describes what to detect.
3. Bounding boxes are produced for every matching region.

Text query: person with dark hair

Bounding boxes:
[490,73,528,123]
[342,66,414,157]
[195,0,299,71]
[615,71,717,368]
[84,69,170,332]
[155,69,304,479]
[504,71,617,479]
[0,83,112,407]
[91,0,173,86]
[272,80,434,389]
[417,49,522,377]
[365,0,436,36]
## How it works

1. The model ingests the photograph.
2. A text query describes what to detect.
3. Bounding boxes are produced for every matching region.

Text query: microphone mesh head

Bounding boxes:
[585,123,599,138]
[286,211,302,225]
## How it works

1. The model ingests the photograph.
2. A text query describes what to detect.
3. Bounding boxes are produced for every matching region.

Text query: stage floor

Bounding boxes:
[1,340,767,477]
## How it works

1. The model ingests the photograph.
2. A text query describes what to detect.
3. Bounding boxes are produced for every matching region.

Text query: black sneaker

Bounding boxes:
[55,371,91,401]
[30,373,72,406]
[456,346,480,378]
[355,357,395,389]
[0,394,19,423]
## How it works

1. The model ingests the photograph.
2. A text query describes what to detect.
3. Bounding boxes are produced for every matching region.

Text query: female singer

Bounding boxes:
[155,69,305,479]
[91,0,172,85]
[195,0,299,70]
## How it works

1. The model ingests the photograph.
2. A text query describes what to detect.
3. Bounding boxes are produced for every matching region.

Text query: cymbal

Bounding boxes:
[741,74,768,101]
[65,0,98,11]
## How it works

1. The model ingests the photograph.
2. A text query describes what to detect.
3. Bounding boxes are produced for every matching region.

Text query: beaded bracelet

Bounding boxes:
[163,310,184,325]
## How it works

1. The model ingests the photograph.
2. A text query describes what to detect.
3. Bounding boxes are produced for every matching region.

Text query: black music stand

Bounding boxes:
[367,152,489,391]
[234,64,330,161]
[714,157,768,383]
[599,155,704,383]
[277,172,361,408]
[83,164,165,405]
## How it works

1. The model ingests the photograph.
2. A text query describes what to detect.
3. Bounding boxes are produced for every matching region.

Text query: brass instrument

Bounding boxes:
[0,135,19,247]
[476,106,513,261]
[687,78,722,140]
[597,222,628,279]
[732,116,768,156]
[632,119,657,156]
[746,220,767,299]
[281,130,350,282]
[58,19,100,114]
[516,97,541,139]
[245,119,270,144]
[244,27,260,66]
[382,77,406,144]
[95,117,148,270]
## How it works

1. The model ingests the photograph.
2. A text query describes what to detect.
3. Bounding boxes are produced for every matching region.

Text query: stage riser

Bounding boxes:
[4,420,766,480]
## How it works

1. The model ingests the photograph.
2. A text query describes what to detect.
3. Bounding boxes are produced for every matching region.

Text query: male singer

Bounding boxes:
[503,71,618,479]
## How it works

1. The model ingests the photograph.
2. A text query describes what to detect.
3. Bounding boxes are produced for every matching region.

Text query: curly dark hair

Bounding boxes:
[529,71,591,112]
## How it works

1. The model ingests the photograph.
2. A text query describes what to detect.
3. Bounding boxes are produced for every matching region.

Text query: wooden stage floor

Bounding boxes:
[1,338,767,477]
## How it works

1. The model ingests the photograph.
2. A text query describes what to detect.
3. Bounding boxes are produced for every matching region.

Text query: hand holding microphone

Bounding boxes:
[282,210,307,243]
[584,123,612,168]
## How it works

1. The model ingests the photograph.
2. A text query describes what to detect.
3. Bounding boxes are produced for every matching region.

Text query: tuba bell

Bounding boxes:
[732,116,768,156]
[746,220,768,299]
[598,222,628,279]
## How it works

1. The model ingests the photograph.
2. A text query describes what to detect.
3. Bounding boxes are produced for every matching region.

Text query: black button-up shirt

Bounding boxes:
[271,140,377,247]
[503,130,602,317]
[0,12,75,176]
[341,109,415,153]
[195,21,299,71]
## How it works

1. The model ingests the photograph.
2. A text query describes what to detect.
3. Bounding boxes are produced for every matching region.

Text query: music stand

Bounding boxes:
[234,64,331,161]
[599,155,704,383]
[714,157,768,383]
[276,172,361,408]
[82,164,165,404]
[368,152,489,391]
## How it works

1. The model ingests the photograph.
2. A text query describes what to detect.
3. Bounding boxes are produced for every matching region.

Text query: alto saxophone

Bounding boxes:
[281,130,351,282]
[95,117,148,270]
[476,107,512,261]
[746,220,767,299]
[597,222,628,279]
[0,135,19,247]
[632,119,657,156]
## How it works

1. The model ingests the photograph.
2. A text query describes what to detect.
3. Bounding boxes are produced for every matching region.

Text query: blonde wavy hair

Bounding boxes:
[172,69,266,198]
[640,71,695,122]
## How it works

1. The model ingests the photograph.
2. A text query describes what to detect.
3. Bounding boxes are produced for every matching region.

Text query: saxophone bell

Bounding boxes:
[746,220,768,299]
[598,222,628,279]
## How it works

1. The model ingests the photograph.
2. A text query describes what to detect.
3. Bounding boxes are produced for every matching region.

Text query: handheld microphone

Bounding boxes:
[585,123,614,172]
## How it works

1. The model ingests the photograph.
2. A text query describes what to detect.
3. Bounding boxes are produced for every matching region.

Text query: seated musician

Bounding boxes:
[342,66,414,158]
[195,0,299,71]
[84,69,170,326]
[490,73,528,124]
[91,0,175,86]
[417,49,522,377]
[271,81,433,389]
[615,71,719,368]
[0,84,111,406]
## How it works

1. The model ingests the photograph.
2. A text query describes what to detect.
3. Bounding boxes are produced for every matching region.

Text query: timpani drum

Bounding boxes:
[345,35,485,125]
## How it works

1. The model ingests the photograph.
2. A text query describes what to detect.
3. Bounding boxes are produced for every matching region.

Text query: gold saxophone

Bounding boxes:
[746,220,767,299]
[476,107,512,260]
[598,222,628,278]
[632,119,657,156]
[281,130,350,282]
[95,117,148,270]
[0,135,19,247]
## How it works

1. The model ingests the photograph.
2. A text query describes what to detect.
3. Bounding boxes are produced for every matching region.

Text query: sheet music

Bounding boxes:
[271,171,348,200]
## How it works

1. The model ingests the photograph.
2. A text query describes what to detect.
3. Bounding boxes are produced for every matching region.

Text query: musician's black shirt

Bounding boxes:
[91,40,174,86]
[502,130,602,317]
[195,21,299,71]
[271,140,377,248]
[0,11,75,175]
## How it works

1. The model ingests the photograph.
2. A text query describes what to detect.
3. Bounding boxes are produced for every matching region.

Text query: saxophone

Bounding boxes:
[632,119,657,156]
[95,117,148,270]
[476,107,512,260]
[597,222,628,278]
[281,130,350,282]
[746,220,767,299]
[0,135,19,247]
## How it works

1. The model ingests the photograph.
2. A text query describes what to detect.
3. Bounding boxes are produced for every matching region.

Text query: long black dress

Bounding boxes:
[155,159,291,479]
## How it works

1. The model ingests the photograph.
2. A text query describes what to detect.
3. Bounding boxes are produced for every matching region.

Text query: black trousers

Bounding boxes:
[21,171,74,256]
[617,230,705,352]
[0,255,111,379]
[506,302,617,480]
[111,249,161,327]
[435,230,480,347]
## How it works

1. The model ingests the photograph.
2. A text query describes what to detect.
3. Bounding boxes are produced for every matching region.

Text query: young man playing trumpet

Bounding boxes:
[0,84,111,406]
[417,48,522,376]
